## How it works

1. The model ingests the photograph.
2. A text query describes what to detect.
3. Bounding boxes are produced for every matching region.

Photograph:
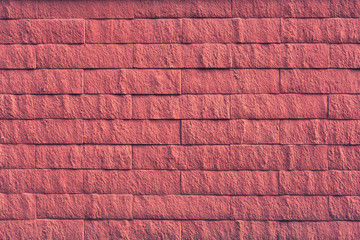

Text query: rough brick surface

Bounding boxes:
[1,0,359,238]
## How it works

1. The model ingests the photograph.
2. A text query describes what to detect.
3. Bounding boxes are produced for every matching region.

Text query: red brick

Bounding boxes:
[134,44,181,68]
[284,44,329,68]
[37,0,134,18]
[182,69,279,94]
[86,194,133,219]
[237,221,360,239]
[37,194,132,219]
[231,94,327,119]
[331,44,360,68]
[84,69,180,94]
[235,19,280,43]
[132,95,229,119]
[182,19,235,43]
[329,171,360,195]
[281,69,360,93]
[181,120,233,144]
[281,171,360,195]
[329,95,360,119]
[0,45,35,69]
[133,195,230,220]
[132,95,180,119]
[133,145,182,169]
[232,0,282,17]
[85,220,130,239]
[36,220,84,240]
[134,44,231,68]
[0,170,32,193]
[35,170,83,194]
[85,220,181,240]
[86,19,181,43]
[236,221,281,239]
[282,19,360,43]
[279,171,329,195]
[230,145,327,170]
[230,145,287,170]
[287,145,328,170]
[232,44,283,68]
[0,95,35,119]
[84,145,132,170]
[37,194,86,219]
[280,120,360,144]
[329,146,360,170]
[84,120,179,144]
[134,0,231,18]
[0,169,83,193]
[330,196,360,220]
[0,145,35,169]
[84,170,180,194]
[0,221,36,239]
[232,44,329,68]
[0,70,83,94]
[283,0,330,17]
[281,19,324,43]
[130,220,180,240]
[0,194,35,219]
[0,0,37,19]
[182,221,238,240]
[180,95,230,119]
[240,120,280,144]
[282,221,360,239]
[326,19,360,43]
[0,19,84,43]
[181,171,278,195]
[231,196,330,220]
[0,120,83,144]
[81,95,131,119]
[36,44,133,69]
[182,120,279,144]
[330,0,360,17]
[36,145,81,169]
[133,145,230,170]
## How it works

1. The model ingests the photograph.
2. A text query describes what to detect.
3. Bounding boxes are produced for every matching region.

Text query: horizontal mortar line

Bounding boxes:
[2,68,360,71]
[0,118,343,120]
[3,169,358,172]
[3,16,360,20]
[1,93,360,95]
[3,68,360,71]
[4,17,360,20]
[4,42,358,45]
[2,218,360,222]
[4,219,360,222]
[2,117,359,120]
[2,42,359,45]
[1,143,360,146]
[4,193,360,196]
[4,218,360,222]
[2,93,356,95]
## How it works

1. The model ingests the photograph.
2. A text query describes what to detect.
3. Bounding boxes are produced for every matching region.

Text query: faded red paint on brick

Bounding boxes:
[0,0,359,238]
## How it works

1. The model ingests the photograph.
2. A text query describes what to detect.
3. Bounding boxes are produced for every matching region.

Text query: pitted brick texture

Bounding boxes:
[1,0,360,239]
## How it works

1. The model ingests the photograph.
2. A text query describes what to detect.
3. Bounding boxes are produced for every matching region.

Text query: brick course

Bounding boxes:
[1,0,359,238]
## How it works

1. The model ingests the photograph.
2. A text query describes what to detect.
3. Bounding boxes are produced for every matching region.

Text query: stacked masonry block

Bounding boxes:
[1,0,360,239]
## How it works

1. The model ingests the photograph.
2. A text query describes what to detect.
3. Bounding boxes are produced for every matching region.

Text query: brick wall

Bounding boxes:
[1,0,360,239]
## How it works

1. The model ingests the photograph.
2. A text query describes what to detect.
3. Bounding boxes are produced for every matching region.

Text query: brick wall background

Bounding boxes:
[1,0,360,239]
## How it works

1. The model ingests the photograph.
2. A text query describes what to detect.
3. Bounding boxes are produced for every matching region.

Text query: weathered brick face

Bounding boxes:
[1,0,360,238]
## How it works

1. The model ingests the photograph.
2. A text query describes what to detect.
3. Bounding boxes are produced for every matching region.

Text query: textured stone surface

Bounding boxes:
[0,19,84,43]
[182,69,280,94]
[281,69,360,93]
[1,0,359,238]
[84,69,180,94]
